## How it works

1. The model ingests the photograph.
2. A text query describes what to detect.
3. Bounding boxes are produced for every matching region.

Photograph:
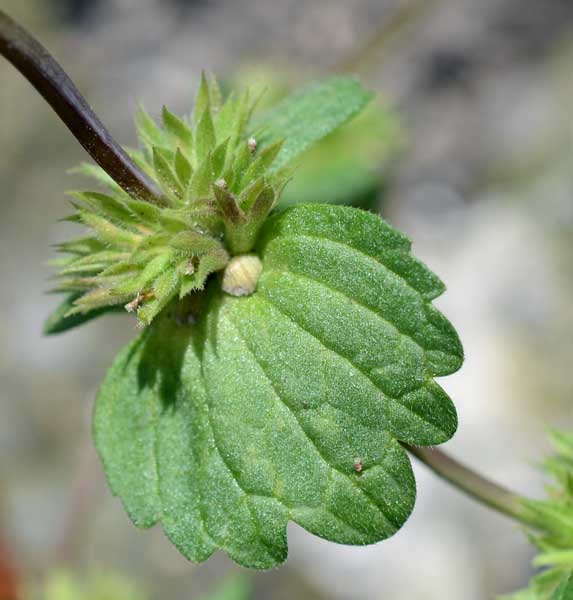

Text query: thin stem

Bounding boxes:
[334,0,443,75]
[0,10,164,204]
[404,443,541,529]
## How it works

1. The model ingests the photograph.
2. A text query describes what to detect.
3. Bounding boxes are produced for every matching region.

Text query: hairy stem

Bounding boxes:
[0,10,164,203]
[404,444,541,528]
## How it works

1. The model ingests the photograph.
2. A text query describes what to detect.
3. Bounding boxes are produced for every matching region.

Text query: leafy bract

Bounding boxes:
[551,574,573,600]
[229,69,396,210]
[501,433,573,600]
[47,75,374,332]
[44,292,123,335]
[94,204,463,569]
[254,77,374,172]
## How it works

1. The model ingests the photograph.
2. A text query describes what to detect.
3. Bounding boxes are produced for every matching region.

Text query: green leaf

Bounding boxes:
[79,211,141,248]
[208,73,223,113]
[69,191,135,225]
[69,163,121,192]
[215,91,241,143]
[196,108,216,163]
[44,292,123,335]
[189,154,213,198]
[94,204,462,569]
[211,138,230,179]
[162,106,193,149]
[501,431,573,600]
[153,147,183,197]
[254,77,374,171]
[174,148,193,187]
[192,71,211,125]
[279,100,403,210]
[537,553,573,569]
[239,139,283,190]
[178,248,230,298]
[551,573,573,600]
[135,106,165,150]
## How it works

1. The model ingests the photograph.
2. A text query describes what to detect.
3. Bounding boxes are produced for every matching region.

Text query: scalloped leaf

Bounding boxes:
[94,204,462,569]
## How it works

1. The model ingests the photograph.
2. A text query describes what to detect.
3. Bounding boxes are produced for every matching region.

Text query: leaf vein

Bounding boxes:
[265,265,431,363]
[227,316,400,532]
[203,385,287,561]
[258,292,449,441]
[272,232,437,304]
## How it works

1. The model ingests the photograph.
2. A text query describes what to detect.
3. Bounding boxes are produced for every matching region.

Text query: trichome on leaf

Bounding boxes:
[46,74,463,569]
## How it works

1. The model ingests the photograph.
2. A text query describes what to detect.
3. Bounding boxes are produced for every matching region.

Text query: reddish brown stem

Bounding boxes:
[0,10,164,204]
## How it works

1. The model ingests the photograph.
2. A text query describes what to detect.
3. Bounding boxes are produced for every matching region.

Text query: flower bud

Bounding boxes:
[222,254,263,297]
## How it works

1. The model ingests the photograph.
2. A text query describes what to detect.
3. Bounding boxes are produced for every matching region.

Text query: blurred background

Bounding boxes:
[1,0,573,598]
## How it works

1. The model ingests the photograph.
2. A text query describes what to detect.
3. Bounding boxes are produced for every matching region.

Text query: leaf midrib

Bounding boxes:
[226,316,401,533]
[263,234,456,360]
[256,288,450,441]
[267,232,440,302]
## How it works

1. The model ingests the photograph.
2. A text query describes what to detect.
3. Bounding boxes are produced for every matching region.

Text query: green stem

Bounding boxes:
[0,10,164,204]
[404,444,541,529]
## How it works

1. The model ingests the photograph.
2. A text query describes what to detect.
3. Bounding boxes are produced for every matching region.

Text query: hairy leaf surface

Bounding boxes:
[44,292,123,335]
[94,204,463,568]
[254,77,374,171]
